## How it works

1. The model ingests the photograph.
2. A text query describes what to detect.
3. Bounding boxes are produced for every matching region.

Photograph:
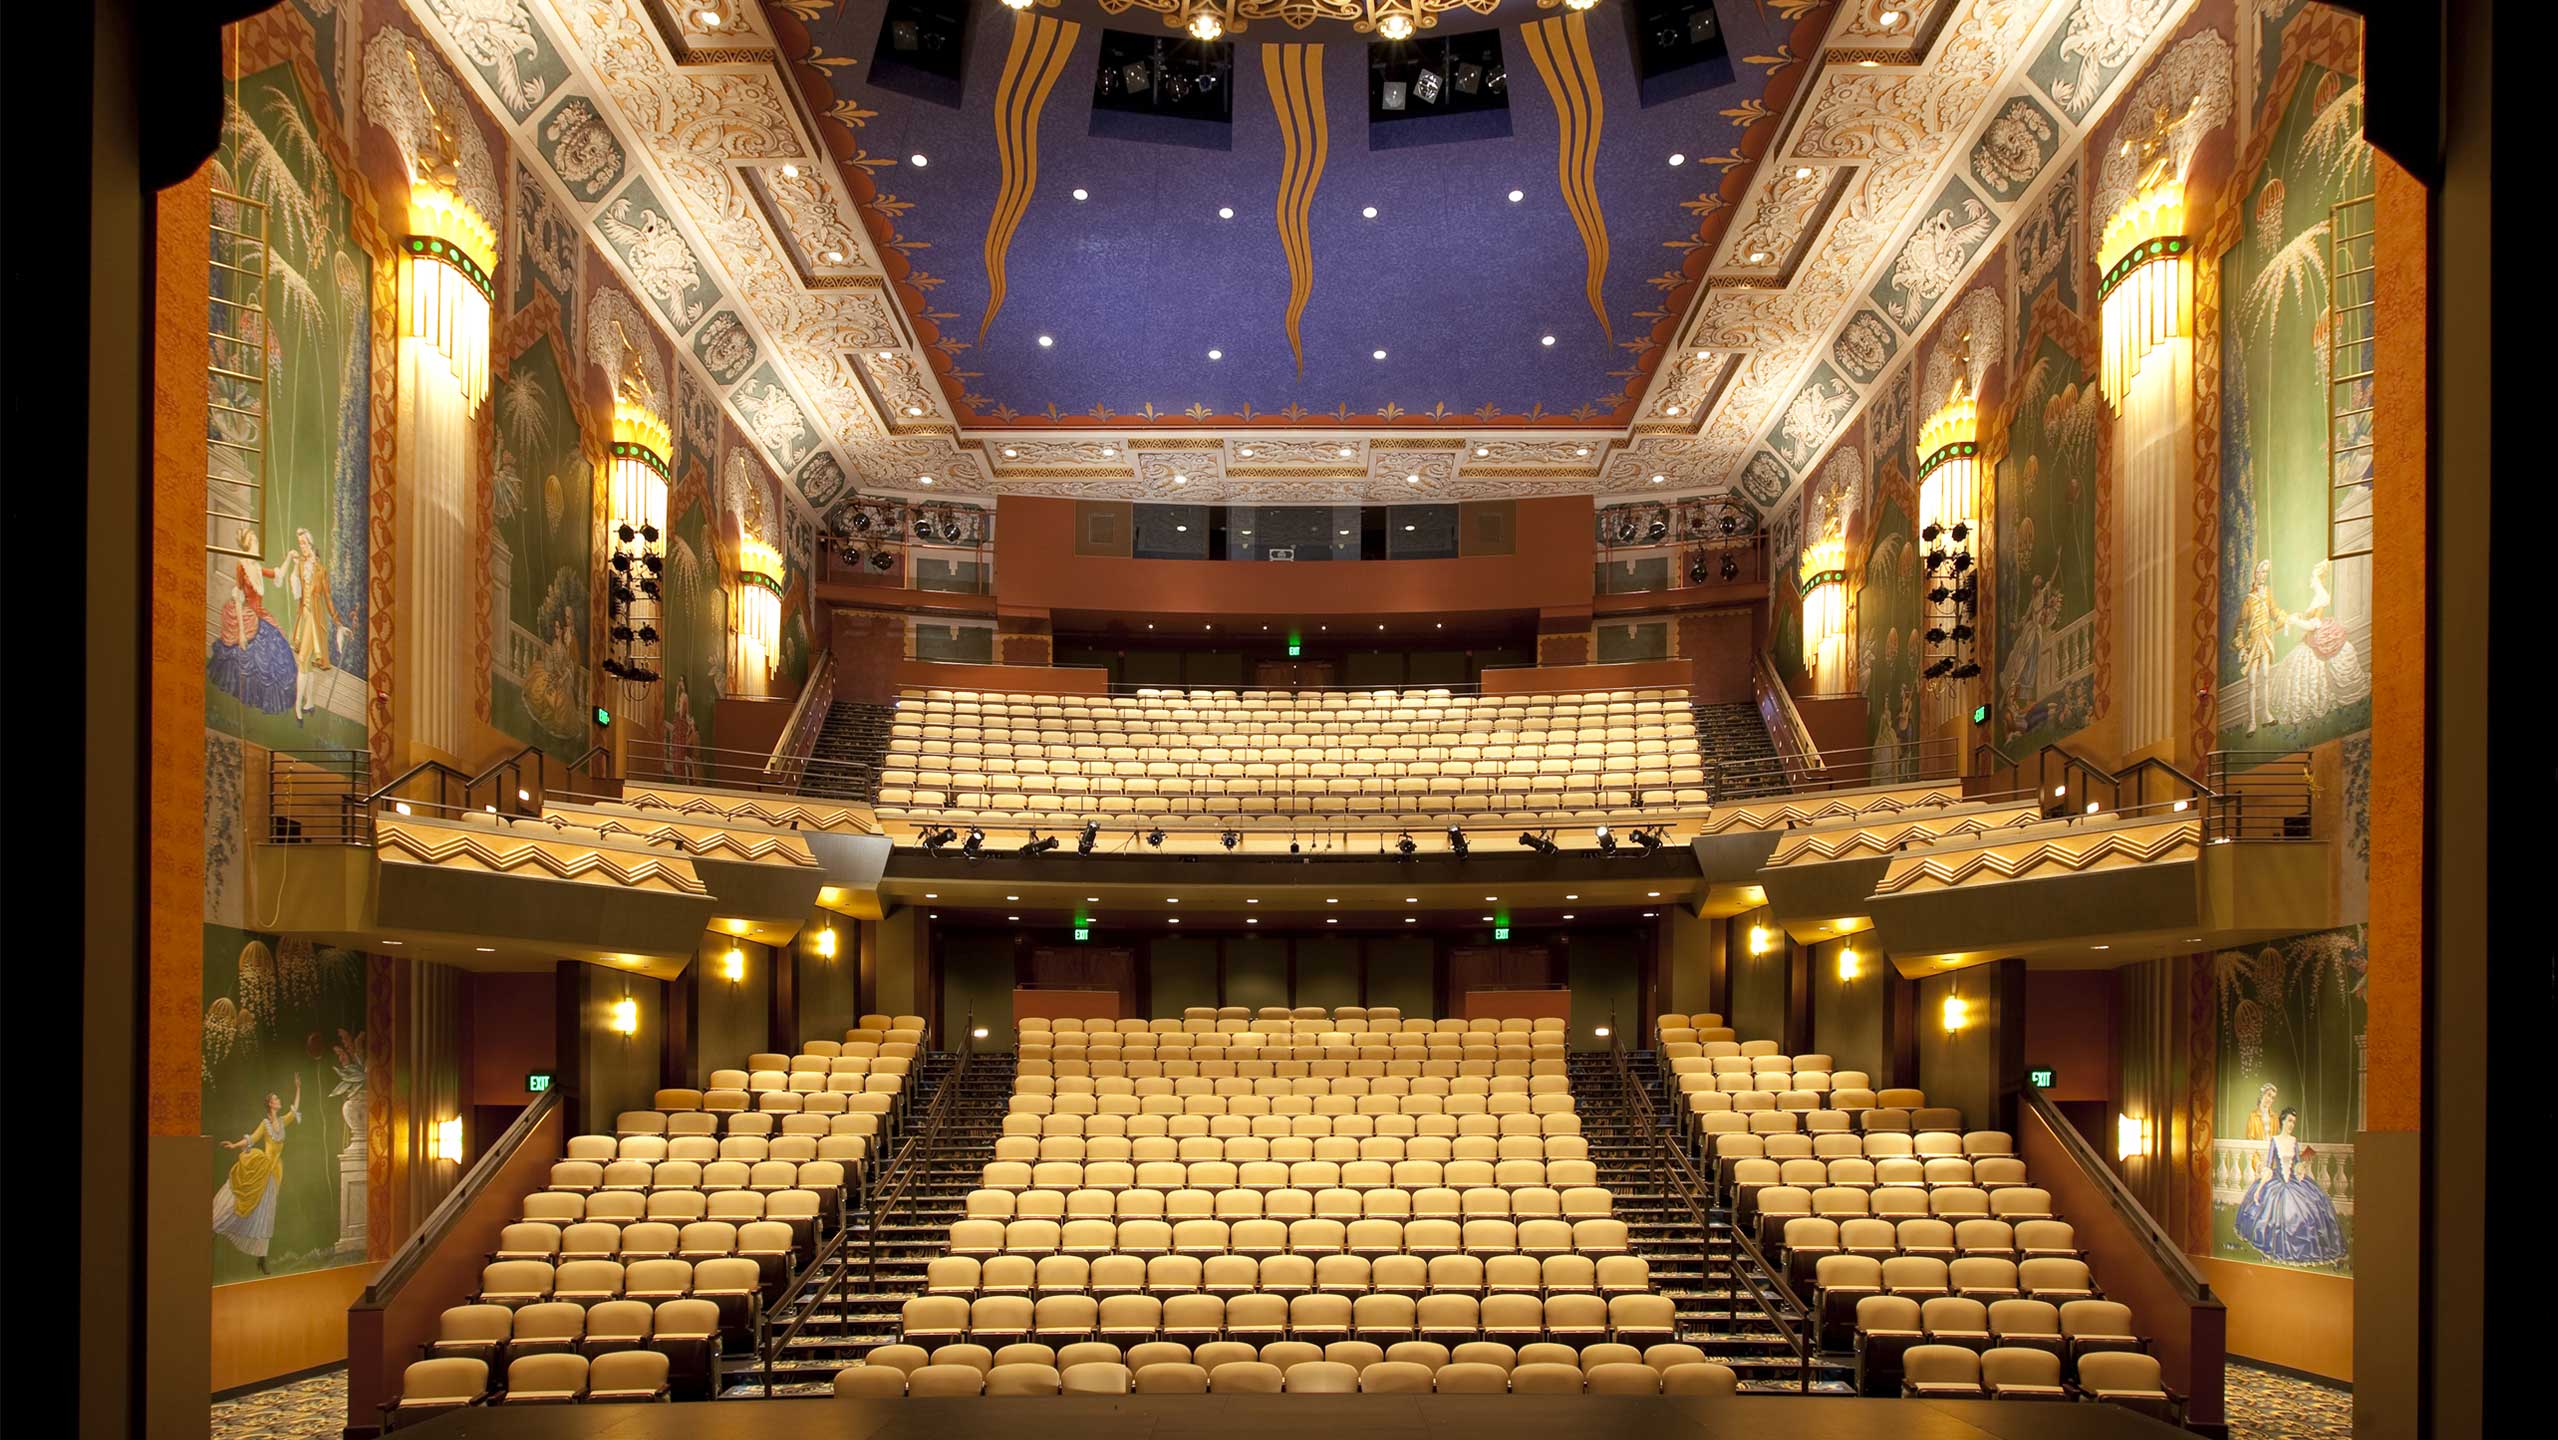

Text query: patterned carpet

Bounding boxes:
[2226,1361,2356,1440]
[211,1357,2353,1436]
[211,1368,345,1440]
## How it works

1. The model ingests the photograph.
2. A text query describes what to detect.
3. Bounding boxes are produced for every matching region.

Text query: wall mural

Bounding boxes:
[2210,922,2365,1275]
[203,925,371,1284]
[1859,494,1923,779]
[2213,13,2372,751]
[206,60,373,753]
[661,475,721,779]
[488,332,595,752]
[1992,321,2104,756]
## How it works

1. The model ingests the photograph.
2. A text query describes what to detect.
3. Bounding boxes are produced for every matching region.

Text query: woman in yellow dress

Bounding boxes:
[213,1075,301,1273]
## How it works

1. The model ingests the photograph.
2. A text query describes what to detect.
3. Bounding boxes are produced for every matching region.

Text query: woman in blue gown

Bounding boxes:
[2233,1107,2347,1266]
[208,558,299,715]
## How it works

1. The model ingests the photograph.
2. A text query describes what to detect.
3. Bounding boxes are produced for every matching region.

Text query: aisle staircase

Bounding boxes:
[726,1051,1018,1394]
[1691,702,1789,802]
[798,701,897,803]
[1573,1050,1852,1392]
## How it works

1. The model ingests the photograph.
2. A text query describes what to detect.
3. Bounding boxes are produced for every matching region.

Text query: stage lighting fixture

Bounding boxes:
[1636,827,1665,855]
[921,826,957,854]
[1222,829,1240,851]
[1146,827,1167,849]
[1396,832,1417,857]
[1020,832,1059,857]
[870,549,896,572]
[1412,69,1443,105]
[1518,831,1560,857]
[1720,553,1739,581]
[1647,516,1669,543]
[1922,521,1943,542]
[961,826,986,860]
[1689,555,1709,585]
[1381,80,1408,111]
[1079,821,1100,855]
[1595,826,1618,857]
[1446,826,1469,858]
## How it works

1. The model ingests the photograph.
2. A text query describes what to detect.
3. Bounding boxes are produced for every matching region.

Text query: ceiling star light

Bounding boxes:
[1668,153,1686,166]
[909,153,928,167]
[1037,335,1054,347]
[1218,205,1234,219]
[1362,206,1379,219]
[1372,349,1388,360]
[1541,335,1556,346]
[1072,188,1089,201]
[1207,349,1222,360]
[1507,189,1524,203]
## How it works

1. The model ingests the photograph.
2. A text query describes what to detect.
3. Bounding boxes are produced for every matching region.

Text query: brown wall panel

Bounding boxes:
[212,1264,375,1393]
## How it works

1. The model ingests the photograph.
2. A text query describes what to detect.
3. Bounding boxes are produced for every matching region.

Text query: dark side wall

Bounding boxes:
[1807,934,1887,1080]
[1726,908,1788,1044]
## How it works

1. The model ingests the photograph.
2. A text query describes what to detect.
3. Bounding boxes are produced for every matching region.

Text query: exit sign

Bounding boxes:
[1972,704,1988,725]
[1074,926,1092,942]
[1493,927,1510,941]
[1288,640,1303,657]
[2026,1068,2055,1089]
[526,1071,555,1093]
[594,705,613,727]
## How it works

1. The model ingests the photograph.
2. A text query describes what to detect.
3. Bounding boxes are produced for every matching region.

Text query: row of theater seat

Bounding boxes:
[545,1158,851,1197]
[493,1219,794,1268]
[834,1341,1740,1398]
[992,1132,1591,1162]
[568,1134,870,1166]
[1846,1295,2145,1377]
[1811,1255,2103,1335]
[1774,1216,2078,1286]
[614,1104,891,1139]
[1711,1128,2015,1162]
[520,1186,824,1232]
[898,1291,1682,1346]
[1894,1346,2181,1415]
[386,1351,672,1427]
[999,1113,1583,1139]
[945,1215,1634,1258]
[922,1251,1650,1298]
[1018,1059,1575,1080]
[1017,1073,1575,1098]
[967,1182,1613,1219]
[976,1160,1599,1194]
[1011,1092,1575,1118]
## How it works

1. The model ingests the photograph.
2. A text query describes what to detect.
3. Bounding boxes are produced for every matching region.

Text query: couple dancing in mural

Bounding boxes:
[210,526,353,723]
[2231,1081,2348,1267]
[2234,556,2370,733]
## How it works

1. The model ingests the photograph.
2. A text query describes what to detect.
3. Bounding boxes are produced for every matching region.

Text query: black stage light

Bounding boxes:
[1633,827,1664,855]
[1647,516,1669,543]
[1518,830,1560,856]
[1595,826,1618,857]
[1922,521,1943,542]
[961,826,985,859]
[1720,553,1739,581]
[1951,623,1974,642]
[1447,825,1469,858]
[1926,627,1949,645]
[921,826,957,854]
[1396,832,1417,857]
[1079,820,1100,855]
[1222,829,1240,851]
[1381,80,1408,111]
[1927,586,1951,605]
[1689,555,1709,585]
[1020,832,1059,857]
[1146,827,1167,849]
[871,550,896,571]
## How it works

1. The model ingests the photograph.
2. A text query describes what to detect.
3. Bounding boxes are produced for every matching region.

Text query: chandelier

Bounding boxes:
[2096,172,2190,410]
[602,345,667,691]
[1917,367,1983,681]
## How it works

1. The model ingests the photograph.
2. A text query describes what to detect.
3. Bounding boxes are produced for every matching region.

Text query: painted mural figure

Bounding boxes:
[2233,558,2287,733]
[2267,558,2371,728]
[211,1074,302,1274]
[209,552,300,716]
[2232,1105,2347,1267]
[664,676,703,780]
[264,527,353,722]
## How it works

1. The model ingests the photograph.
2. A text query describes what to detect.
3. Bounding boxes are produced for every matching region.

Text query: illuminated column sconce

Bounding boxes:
[1837,947,1861,981]
[814,926,838,960]
[1940,992,1971,1032]
[603,345,669,692]
[1917,360,1983,682]
[736,535,784,685]
[720,947,746,983]
[397,126,497,413]
[429,1116,464,1164]
[2117,1113,2152,1161]
[1798,535,1848,684]
[2096,181,2191,410]
[608,993,640,1036]
[1747,924,1775,957]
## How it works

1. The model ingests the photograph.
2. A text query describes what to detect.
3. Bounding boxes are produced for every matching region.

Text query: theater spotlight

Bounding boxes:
[1396,832,1418,857]
[1518,830,1560,856]
[1020,831,1059,857]
[1222,829,1240,851]
[961,826,985,860]
[1632,827,1664,855]
[920,826,958,854]
[1446,826,1469,858]
[1078,820,1100,855]
[1595,826,1618,857]
[1146,827,1167,849]
[1720,553,1740,582]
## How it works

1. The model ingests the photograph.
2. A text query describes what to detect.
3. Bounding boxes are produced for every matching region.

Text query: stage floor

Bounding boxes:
[406,1393,2191,1440]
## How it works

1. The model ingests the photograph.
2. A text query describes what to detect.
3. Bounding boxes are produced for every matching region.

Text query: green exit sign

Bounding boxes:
[594,705,613,727]
[1493,927,1510,941]
[2027,1068,2055,1089]
[1074,926,1092,942]
[1288,640,1303,657]
[1972,704,1988,725]
[526,1071,555,1093]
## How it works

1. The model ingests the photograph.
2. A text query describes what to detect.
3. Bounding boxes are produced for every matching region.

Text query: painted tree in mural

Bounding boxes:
[205,67,371,752]
[2217,29,2374,750]
[1993,333,2102,753]
[489,335,594,751]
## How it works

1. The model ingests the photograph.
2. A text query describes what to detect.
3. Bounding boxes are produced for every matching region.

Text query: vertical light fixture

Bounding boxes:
[814,926,838,960]
[429,1116,464,1164]
[720,946,746,983]
[736,535,784,687]
[1918,346,1983,682]
[396,57,496,414]
[604,326,668,692]
[1940,991,1971,1032]
[608,993,640,1036]
[1798,534,1848,687]
[2097,152,2192,410]
[1837,947,1861,981]
[2116,1112,2152,1161]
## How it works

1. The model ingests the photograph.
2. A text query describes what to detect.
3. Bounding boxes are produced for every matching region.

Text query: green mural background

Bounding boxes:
[2211,923,2366,1276]
[1860,495,1923,779]
[1992,331,2102,755]
[203,925,371,1284]
[489,334,595,753]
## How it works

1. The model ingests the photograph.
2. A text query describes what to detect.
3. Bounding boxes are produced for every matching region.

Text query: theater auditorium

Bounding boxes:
[11,1,2518,1437]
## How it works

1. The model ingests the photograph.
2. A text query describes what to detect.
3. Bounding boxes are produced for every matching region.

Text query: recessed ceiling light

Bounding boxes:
[1073,188,1089,201]
[1338,446,1354,457]
[2092,944,2112,951]
[1647,891,1661,898]
[905,405,922,416]
[1794,166,1814,180]
[1481,916,1494,922]
[1038,335,1054,348]
[1207,349,1222,361]
[1218,206,1234,220]
[1008,915,1020,921]
[1248,918,1259,924]
[383,939,403,946]
[695,7,721,24]
[1665,405,1683,416]
[1327,918,1338,924]
[926,893,938,899]
[1642,911,1656,918]
[823,249,844,263]
[1102,446,1118,456]
[1405,917,1417,923]
[877,350,892,359]
[781,163,800,178]
[1485,896,1498,902]
[1541,335,1556,347]
[1562,914,1575,921]
[1668,154,1686,166]
[1695,349,1712,360]
[1405,473,1421,484]
[1406,897,1418,903]
[1749,250,1771,263]
[1166,898,1179,904]
[1650,474,1666,484]
[1575,446,1590,456]
[1858,58,1879,67]
[918,474,934,485]
[1362,206,1379,219]
[1372,349,1388,361]
[1403,524,1415,531]
[1169,918,1181,924]
[1879,8,1904,28]
[1006,895,1019,901]
[475,946,496,953]
[1173,474,1188,485]
[1238,446,1255,456]
[1475,446,1489,456]
[910,153,929,167]
[1507,189,1524,203]
[1326,898,1338,904]
[1003,447,1018,457]
[1565,894,1579,900]
[1175,524,1188,532]
[1248,898,1259,904]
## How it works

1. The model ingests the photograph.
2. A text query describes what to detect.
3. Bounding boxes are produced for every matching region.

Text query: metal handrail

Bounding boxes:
[2204,748,2318,842]
[2020,1091,2217,1306]
[354,1088,560,1309]
[1710,735,1967,797]
[765,649,838,789]
[462,742,614,817]
[1752,650,1827,793]
[625,737,882,799]
[1611,1035,1812,1391]
[758,1030,976,1393]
